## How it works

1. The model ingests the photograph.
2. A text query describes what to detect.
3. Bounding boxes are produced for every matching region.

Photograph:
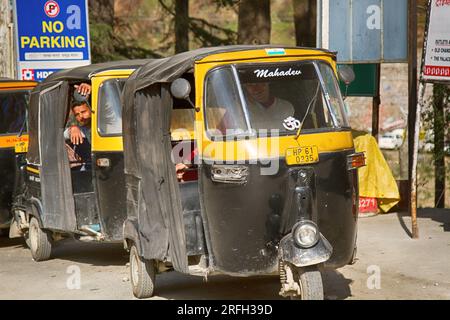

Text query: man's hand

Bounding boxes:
[74,83,91,96]
[69,126,84,145]
[175,163,189,182]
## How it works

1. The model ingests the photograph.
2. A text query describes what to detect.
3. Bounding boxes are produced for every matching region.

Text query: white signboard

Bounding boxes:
[317,0,408,63]
[422,0,450,82]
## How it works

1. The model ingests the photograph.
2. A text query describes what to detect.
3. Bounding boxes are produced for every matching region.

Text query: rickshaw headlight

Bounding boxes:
[292,221,319,248]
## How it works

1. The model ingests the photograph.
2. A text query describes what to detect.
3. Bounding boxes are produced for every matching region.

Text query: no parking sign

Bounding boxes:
[13,0,91,81]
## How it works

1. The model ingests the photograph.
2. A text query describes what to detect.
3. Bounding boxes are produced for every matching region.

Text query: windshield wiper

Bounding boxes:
[295,82,321,140]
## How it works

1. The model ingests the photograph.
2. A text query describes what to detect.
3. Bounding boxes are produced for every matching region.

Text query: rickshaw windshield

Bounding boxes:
[98,78,125,136]
[0,90,29,135]
[204,60,349,137]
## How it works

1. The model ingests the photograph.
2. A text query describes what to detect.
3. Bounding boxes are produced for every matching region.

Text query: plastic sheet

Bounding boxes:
[354,134,400,213]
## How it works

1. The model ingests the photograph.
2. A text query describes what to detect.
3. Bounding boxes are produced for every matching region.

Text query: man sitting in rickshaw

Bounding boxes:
[243,81,295,131]
[64,83,92,171]
[215,81,296,135]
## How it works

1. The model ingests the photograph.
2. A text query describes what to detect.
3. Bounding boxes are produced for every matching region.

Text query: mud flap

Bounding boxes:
[279,233,332,267]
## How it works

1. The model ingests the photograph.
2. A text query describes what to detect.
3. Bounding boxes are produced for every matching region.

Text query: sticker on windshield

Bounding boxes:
[283,116,301,131]
[265,48,286,56]
[254,68,302,79]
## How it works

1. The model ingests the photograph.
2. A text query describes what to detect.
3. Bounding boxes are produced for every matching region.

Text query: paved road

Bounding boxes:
[0,208,449,300]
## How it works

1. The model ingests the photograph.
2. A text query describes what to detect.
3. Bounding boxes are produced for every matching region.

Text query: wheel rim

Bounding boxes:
[131,251,140,286]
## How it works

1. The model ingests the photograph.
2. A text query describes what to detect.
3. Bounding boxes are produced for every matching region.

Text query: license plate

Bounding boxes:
[15,141,28,153]
[285,146,319,165]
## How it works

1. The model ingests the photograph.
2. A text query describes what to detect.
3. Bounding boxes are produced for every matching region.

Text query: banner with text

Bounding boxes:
[422,0,450,82]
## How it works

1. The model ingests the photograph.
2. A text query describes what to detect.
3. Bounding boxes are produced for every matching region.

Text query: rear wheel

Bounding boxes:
[129,244,155,299]
[28,217,52,261]
[291,266,324,300]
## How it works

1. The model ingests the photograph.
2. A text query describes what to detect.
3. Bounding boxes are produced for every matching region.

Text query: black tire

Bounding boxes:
[291,266,324,300]
[23,229,31,248]
[129,244,156,299]
[28,217,52,261]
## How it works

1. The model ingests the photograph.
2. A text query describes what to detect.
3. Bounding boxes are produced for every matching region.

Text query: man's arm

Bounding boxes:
[64,125,86,145]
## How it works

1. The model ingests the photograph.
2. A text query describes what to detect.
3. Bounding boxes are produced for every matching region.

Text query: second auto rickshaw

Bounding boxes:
[0,79,36,236]
[122,46,364,299]
[10,60,147,261]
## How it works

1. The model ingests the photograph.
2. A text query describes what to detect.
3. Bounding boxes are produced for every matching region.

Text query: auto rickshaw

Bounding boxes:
[10,60,147,261]
[0,79,37,236]
[122,45,364,299]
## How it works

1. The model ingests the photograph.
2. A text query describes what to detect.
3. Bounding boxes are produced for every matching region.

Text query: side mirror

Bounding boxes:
[338,65,355,86]
[170,78,199,112]
[338,65,355,100]
[170,78,191,100]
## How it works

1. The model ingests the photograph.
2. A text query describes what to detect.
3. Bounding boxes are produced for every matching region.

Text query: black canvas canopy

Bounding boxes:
[128,45,334,93]
[44,60,149,83]
[122,45,334,273]
[26,60,147,231]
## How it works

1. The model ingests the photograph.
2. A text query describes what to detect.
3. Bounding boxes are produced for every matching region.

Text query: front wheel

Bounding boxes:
[129,244,156,299]
[28,217,52,261]
[292,266,324,300]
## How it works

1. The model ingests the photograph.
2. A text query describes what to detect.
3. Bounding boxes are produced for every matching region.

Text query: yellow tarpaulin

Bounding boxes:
[354,134,400,213]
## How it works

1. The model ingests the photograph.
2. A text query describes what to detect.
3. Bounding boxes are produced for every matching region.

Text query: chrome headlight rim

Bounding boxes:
[292,220,319,248]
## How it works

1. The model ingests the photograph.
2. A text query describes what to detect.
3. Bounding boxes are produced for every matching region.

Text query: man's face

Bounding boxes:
[72,103,91,127]
[245,82,271,104]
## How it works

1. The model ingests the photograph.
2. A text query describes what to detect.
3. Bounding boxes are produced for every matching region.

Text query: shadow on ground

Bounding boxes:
[147,268,352,300]
[396,208,450,237]
[50,239,128,266]
[0,236,25,248]
[418,208,450,232]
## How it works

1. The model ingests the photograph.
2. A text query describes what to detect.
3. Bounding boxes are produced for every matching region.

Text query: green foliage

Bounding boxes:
[158,0,237,49]
[90,14,162,63]
[422,84,450,152]
[420,83,450,207]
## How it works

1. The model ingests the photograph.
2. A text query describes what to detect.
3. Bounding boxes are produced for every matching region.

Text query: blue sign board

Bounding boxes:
[13,0,91,81]
[317,0,408,63]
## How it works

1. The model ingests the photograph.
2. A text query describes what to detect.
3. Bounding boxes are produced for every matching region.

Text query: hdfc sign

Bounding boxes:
[21,69,35,80]
[13,0,91,81]
[422,0,450,82]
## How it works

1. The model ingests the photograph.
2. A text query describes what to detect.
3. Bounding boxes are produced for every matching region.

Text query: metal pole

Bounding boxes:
[411,82,425,239]
[372,63,381,141]
[408,0,419,238]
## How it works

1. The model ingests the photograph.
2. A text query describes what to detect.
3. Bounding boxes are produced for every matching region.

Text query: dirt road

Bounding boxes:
[0,208,449,300]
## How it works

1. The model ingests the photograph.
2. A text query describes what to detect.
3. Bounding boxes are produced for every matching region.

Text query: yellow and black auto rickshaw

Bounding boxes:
[0,79,36,236]
[10,60,147,260]
[122,46,364,299]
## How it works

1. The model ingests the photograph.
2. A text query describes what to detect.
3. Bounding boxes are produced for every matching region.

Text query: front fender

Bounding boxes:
[122,218,141,253]
[279,233,333,267]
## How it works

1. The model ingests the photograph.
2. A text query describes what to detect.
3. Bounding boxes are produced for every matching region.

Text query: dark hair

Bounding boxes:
[71,101,88,110]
